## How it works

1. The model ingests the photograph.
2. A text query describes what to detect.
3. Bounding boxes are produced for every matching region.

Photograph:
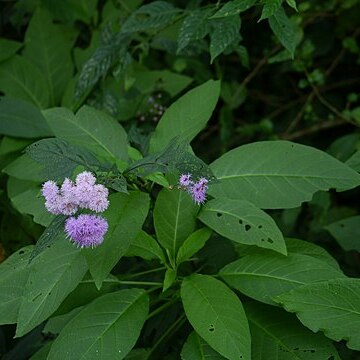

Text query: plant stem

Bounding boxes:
[122,267,166,279]
[118,280,163,286]
[147,299,179,320]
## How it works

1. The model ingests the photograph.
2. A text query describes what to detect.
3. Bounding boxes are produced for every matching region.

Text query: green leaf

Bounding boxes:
[209,141,360,209]
[199,198,286,255]
[163,268,177,291]
[246,302,340,360]
[149,80,221,153]
[0,55,49,108]
[4,154,46,182]
[286,0,298,11]
[154,189,198,262]
[48,289,149,360]
[346,150,360,172]
[0,97,52,138]
[30,216,67,261]
[177,9,212,54]
[0,246,33,325]
[122,1,180,33]
[0,37,23,62]
[220,253,345,305]
[325,216,360,252]
[125,230,164,262]
[181,274,251,360]
[16,239,88,337]
[85,192,150,288]
[133,70,193,97]
[210,0,257,19]
[285,238,340,270]
[260,0,282,21]
[23,8,73,106]
[10,186,55,227]
[181,331,226,360]
[176,228,212,265]
[268,7,300,57]
[44,106,129,162]
[209,16,241,63]
[275,278,360,351]
[26,138,101,181]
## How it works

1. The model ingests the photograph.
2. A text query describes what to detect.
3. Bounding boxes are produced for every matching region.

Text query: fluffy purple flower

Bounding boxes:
[87,184,109,213]
[58,178,79,215]
[76,171,96,186]
[179,174,193,187]
[65,214,108,248]
[42,181,63,215]
[190,181,207,205]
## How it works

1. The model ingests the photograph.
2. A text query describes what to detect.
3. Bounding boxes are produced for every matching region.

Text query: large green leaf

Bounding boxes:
[346,150,360,172]
[0,246,33,325]
[154,189,198,262]
[23,8,73,106]
[325,216,360,252]
[0,55,49,108]
[150,80,220,153]
[4,154,46,182]
[275,278,360,351]
[16,239,88,337]
[48,289,149,360]
[209,16,241,62]
[85,192,150,288]
[181,331,226,360]
[209,141,360,209]
[210,0,257,19]
[220,253,345,305]
[44,106,129,162]
[181,274,251,360]
[246,302,340,360]
[199,198,286,254]
[0,97,52,138]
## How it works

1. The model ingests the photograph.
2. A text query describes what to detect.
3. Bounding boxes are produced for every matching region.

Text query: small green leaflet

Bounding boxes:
[275,278,360,351]
[0,37,23,62]
[121,1,180,33]
[259,0,282,21]
[210,0,257,19]
[268,7,301,58]
[209,16,241,63]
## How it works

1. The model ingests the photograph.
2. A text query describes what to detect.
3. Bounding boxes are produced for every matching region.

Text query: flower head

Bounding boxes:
[65,214,108,248]
[87,184,109,213]
[42,181,62,215]
[179,173,193,187]
[190,180,208,205]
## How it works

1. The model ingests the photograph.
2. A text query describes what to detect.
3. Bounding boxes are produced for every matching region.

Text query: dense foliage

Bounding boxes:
[0,0,360,359]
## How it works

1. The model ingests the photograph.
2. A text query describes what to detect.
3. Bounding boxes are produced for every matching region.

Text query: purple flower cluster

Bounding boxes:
[41,171,109,248]
[179,174,209,205]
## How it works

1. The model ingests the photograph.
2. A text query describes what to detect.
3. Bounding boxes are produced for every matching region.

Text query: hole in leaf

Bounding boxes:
[267,238,274,244]
[208,324,215,332]
[258,225,263,229]
[328,356,334,360]
[245,224,251,231]
[239,219,243,224]
[19,250,24,254]
[293,348,299,351]
[340,224,345,228]
[217,213,222,217]
[310,350,315,353]
[261,238,265,242]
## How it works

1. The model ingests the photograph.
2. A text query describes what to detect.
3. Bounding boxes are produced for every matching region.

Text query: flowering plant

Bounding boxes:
[1,1,360,359]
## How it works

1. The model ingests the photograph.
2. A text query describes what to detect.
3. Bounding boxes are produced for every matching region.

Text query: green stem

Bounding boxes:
[122,267,166,279]
[118,280,163,286]
[148,314,186,358]
[147,299,179,320]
